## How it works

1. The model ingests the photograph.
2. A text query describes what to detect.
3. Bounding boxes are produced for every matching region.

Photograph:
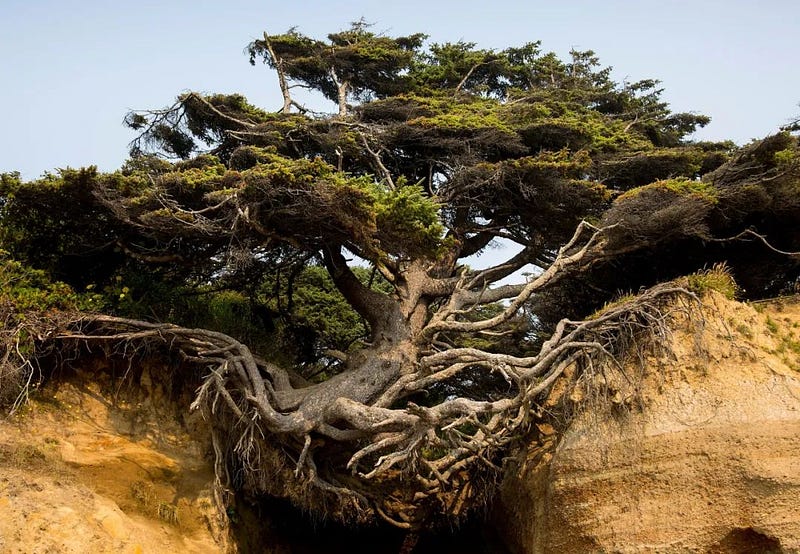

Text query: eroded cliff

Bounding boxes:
[0,363,227,553]
[496,293,800,553]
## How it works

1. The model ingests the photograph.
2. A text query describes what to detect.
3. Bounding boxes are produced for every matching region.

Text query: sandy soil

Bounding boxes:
[0,368,225,553]
[497,293,800,553]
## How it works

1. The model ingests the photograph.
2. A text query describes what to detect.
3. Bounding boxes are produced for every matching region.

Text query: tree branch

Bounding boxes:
[259,34,294,114]
[709,228,800,259]
[322,245,399,340]
[359,133,395,190]
[424,221,603,336]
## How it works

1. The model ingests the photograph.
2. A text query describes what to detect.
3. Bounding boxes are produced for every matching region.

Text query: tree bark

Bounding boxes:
[330,68,349,118]
[261,34,293,114]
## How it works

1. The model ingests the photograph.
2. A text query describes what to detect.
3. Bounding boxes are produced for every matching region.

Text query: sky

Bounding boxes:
[1,0,799,181]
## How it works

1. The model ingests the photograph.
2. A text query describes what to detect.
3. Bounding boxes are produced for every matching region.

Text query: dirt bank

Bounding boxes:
[0,364,227,553]
[496,293,800,553]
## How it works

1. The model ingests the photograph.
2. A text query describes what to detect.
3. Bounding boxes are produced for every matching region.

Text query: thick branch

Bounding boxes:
[330,68,349,118]
[459,230,496,258]
[424,221,603,336]
[260,34,294,114]
[322,245,400,340]
[464,244,539,289]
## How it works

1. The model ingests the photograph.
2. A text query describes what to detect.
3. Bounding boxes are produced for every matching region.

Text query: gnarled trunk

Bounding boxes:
[59,223,661,528]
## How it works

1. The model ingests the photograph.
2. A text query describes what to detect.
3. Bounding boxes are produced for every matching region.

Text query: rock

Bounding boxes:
[0,366,228,553]
[495,293,800,553]
[94,499,130,540]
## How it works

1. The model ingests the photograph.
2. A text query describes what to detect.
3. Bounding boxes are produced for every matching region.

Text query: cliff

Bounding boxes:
[1,292,799,553]
[0,363,227,553]
[495,292,800,553]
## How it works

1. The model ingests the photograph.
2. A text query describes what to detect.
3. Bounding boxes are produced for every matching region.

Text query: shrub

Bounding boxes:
[686,263,738,300]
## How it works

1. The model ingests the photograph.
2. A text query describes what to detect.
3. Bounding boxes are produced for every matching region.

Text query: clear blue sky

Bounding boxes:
[2,0,798,180]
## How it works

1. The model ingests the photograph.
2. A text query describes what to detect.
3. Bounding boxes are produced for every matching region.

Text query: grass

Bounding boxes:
[157,501,179,525]
[131,479,179,525]
[765,316,780,335]
[686,264,737,300]
[588,293,636,320]
[131,480,154,506]
[735,322,754,340]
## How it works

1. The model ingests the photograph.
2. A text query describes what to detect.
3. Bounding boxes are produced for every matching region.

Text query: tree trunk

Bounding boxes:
[330,68,349,118]
[262,36,293,114]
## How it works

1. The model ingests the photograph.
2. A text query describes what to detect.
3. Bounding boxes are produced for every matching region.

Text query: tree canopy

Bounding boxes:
[1,22,799,529]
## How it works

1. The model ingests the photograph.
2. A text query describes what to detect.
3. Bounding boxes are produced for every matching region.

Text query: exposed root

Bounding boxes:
[44,280,699,528]
[0,308,74,415]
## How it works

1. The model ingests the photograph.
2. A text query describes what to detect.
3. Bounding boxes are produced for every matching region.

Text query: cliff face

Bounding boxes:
[2,293,799,553]
[496,293,800,553]
[0,364,228,553]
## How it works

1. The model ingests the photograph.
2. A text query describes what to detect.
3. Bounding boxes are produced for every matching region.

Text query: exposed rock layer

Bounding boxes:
[496,293,800,553]
[0,364,227,553]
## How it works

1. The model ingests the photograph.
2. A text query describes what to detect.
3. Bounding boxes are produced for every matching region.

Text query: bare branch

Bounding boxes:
[259,34,294,114]
[359,133,395,190]
[424,221,603,336]
[709,228,800,259]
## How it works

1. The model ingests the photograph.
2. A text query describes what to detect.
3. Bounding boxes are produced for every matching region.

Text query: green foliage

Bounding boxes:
[269,265,367,356]
[685,264,738,300]
[405,93,513,133]
[7,23,799,397]
[617,178,719,204]
[507,100,652,152]
[228,145,280,170]
[120,154,173,178]
[248,22,426,104]
[0,252,103,313]
[602,178,719,259]
[372,182,443,259]
[774,147,797,167]
[447,149,612,245]
[411,41,506,94]
[0,167,124,286]
[0,253,106,409]
[600,147,725,190]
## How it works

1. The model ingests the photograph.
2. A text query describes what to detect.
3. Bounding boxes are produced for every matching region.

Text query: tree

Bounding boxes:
[2,22,799,529]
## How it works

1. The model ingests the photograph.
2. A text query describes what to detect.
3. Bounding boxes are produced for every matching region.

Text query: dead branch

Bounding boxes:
[709,228,800,259]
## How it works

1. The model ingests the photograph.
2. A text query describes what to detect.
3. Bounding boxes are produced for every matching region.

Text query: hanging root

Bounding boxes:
[43,282,700,528]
